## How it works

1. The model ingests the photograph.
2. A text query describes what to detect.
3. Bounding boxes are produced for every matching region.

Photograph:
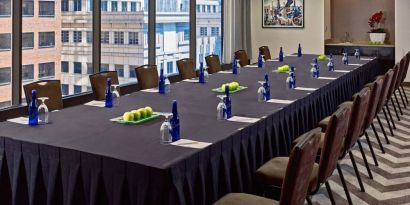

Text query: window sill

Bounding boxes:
[38,46,55,49]
[38,15,55,18]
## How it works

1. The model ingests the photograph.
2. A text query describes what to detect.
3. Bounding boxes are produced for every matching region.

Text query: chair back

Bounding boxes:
[205,54,222,74]
[364,76,384,129]
[318,105,351,184]
[89,71,119,100]
[279,128,321,205]
[395,58,407,90]
[176,58,196,80]
[24,80,63,111]
[259,46,272,61]
[386,64,400,100]
[402,53,410,84]
[135,65,159,90]
[343,87,372,152]
[376,69,394,113]
[234,50,249,67]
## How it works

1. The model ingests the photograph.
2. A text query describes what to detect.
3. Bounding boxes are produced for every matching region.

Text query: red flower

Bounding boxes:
[368,11,384,28]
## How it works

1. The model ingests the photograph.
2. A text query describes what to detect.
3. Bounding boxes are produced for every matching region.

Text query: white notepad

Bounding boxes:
[267,99,295,104]
[318,77,337,80]
[267,59,279,62]
[348,63,363,66]
[84,100,106,107]
[333,70,350,73]
[182,78,199,83]
[245,65,258,68]
[294,87,317,91]
[140,88,159,93]
[227,116,260,123]
[360,58,374,61]
[171,139,212,149]
[218,71,232,74]
[7,117,29,125]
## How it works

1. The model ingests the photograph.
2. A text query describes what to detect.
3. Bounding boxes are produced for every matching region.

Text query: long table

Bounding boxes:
[0,55,381,205]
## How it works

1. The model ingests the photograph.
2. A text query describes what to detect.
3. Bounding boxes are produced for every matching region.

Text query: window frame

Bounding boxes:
[38,0,55,17]
[38,31,55,48]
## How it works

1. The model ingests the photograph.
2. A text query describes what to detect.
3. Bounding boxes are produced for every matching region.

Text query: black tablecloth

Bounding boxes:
[0,55,382,205]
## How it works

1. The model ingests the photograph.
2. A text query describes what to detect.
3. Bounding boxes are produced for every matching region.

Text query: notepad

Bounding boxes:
[218,70,232,74]
[287,54,297,57]
[267,59,279,62]
[171,139,212,149]
[360,58,374,61]
[140,88,159,93]
[318,77,337,80]
[245,65,259,68]
[333,70,350,73]
[84,100,106,107]
[182,78,199,83]
[267,99,295,104]
[7,117,29,125]
[227,116,260,123]
[348,63,363,66]
[294,87,317,91]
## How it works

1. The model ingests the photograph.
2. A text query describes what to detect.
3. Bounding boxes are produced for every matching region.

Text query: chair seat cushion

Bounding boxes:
[213,193,279,205]
[255,157,319,192]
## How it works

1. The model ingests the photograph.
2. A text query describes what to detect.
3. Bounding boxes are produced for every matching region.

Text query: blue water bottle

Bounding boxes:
[342,53,349,65]
[224,86,232,119]
[232,55,238,75]
[354,49,360,59]
[257,51,263,68]
[297,43,302,57]
[291,71,296,88]
[105,78,113,108]
[327,53,335,71]
[279,47,284,62]
[170,100,180,142]
[158,68,165,94]
[28,90,39,126]
[263,74,271,101]
[199,62,205,84]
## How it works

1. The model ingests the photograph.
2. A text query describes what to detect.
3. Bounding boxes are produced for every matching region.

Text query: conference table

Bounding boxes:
[0,54,382,205]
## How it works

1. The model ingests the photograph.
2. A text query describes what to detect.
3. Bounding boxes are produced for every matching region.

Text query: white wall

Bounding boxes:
[395,0,410,82]
[324,0,331,40]
[250,0,325,62]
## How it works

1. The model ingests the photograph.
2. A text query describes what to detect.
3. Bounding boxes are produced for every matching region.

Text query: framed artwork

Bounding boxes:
[262,0,304,28]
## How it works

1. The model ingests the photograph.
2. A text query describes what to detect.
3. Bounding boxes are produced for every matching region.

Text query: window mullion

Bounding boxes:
[12,0,22,105]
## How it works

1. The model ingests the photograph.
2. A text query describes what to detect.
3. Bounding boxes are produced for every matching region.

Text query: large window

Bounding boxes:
[39,0,55,17]
[39,32,55,48]
[156,0,189,75]
[0,0,11,108]
[196,0,222,67]
[23,0,34,16]
[22,32,34,49]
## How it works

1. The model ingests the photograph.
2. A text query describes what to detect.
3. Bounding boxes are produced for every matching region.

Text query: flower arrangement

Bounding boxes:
[368,11,385,33]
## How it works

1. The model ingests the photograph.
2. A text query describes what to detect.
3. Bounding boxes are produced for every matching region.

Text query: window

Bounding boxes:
[115,65,124,77]
[87,63,93,74]
[0,33,11,51]
[38,62,55,79]
[61,61,69,73]
[39,32,55,48]
[0,67,11,85]
[129,32,139,45]
[129,68,136,78]
[200,27,207,36]
[74,62,82,74]
[61,84,69,95]
[111,1,117,12]
[167,62,173,74]
[101,1,108,11]
[39,0,55,17]
[87,0,92,12]
[0,0,11,16]
[196,5,200,13]
[74,0,82,11]
[131,2,136,11]
[23,0,34,16]
[61,0,69,11]
[86,31,92,43]
[62,31,69,43]
[74,85,82,94]
[22,64,34,81]
[73,31,82,43]
[121,2,127,12]
[86,86,92,91]
[101,31,109,44]
[196,0,222,66]
[183,29,189,41]
[114,32,124,44]
[101,64,109,72]
[22,32,34,49]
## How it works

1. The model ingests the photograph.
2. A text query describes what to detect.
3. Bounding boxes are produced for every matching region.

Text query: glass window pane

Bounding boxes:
[22,64,34,81]
[0,0,11,16]
[38,62,55,79]
[101,0,147,85]
[61,84,69,95]
[0,33,11,51]
[74,0,82,11]
[74,62,82,74]
[196,0,222,66]
[39,32,55,48]
[23,0,34,16]
[39,1,55,17]
[156,0,189,75]
[0,0,11,108]
[22,32,34,49]
[61,61,69,72]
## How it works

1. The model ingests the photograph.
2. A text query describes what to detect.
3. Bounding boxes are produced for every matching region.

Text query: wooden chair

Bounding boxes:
[176,58,196,80]
[23,80,63,111]
[234,50,249,67]
[135,65,159,90]
[89,71,119,100]
[256,105,352,205]
[205,54,222,74]
[259,46,272,61]
[214,128,321,205]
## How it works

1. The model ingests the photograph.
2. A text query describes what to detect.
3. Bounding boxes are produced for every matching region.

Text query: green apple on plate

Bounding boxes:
[145,106,153,117]
[138,108,147,118]
[131,110,141,121]
[277,65,290,72]
[318,54,328,61]
[123,112,134,121]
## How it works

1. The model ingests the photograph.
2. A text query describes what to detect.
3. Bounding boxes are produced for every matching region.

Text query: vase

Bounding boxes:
[369,33,386,43]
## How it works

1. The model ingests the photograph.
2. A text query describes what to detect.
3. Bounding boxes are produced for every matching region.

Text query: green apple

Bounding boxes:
[229,83,235,91]
[123,112,134,121]
[131,110,141,121]
[231,82,240,90]
[138,108,147,118]
[318,55,327,61]
[221,84,228,91]
[145,106,153,117]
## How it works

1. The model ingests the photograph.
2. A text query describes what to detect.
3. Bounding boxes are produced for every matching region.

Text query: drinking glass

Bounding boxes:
[112,84,120,106]
[257,81,266,102]
[160,113,173,144]
[38,97,49,124]
[217,95,226,120]
[164,75,171,93]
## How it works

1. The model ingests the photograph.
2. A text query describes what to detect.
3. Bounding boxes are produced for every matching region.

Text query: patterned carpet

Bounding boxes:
[313,87,410,205]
